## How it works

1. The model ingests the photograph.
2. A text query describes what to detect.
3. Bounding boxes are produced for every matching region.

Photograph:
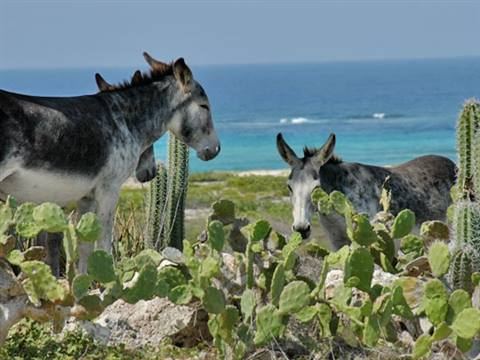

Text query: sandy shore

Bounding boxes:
[122,169,289,188]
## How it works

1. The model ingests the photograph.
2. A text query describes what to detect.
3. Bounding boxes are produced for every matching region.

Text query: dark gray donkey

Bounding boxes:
[0,52,221,271]
[277,133,455,249]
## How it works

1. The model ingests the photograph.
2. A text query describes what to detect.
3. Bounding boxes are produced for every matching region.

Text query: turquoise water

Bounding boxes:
[1,57,480,172]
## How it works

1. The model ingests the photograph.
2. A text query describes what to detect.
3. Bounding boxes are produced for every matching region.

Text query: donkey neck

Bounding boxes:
[97,78,179,150]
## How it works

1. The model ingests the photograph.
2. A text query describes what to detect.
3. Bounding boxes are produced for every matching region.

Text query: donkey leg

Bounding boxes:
[77,193,97,273]
[93,187,121,255]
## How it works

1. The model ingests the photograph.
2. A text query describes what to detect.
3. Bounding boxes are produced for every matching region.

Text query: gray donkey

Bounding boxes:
[0,52,221,271]
[277,133,456,249]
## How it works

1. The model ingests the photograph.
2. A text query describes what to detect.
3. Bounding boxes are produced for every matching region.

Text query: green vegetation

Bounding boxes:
[5,101,480,359]
[1,320,214,360]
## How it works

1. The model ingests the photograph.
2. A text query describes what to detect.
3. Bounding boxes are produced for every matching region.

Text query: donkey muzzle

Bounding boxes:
[293,224,311,239]
[198,144,221,161]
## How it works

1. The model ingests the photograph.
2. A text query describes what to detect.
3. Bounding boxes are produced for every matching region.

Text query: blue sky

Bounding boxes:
[0,0,479,69]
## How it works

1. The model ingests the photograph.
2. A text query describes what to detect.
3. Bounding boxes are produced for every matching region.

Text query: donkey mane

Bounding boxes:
[97,63,174,93]
[302,146,342,164]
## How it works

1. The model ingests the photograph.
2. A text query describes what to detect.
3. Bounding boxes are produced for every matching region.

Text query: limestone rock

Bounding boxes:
[66,297,210,349]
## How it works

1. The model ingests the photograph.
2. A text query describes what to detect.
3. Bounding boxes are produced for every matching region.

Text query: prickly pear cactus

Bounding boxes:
[391,209,415,239]
[87,250,116,284]
[32,203,68,233]
[278,280,310,315]
[427,241,450,278]
[344,247,374,292]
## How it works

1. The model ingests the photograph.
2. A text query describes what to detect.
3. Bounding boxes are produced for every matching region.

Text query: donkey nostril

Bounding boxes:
[216,144,221,153]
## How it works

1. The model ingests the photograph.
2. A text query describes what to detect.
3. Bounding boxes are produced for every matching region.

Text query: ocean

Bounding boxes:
[1,57,480,172]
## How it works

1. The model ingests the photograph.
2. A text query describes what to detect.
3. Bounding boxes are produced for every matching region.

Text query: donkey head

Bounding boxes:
[144,52,220,161]
[276,133,336,239]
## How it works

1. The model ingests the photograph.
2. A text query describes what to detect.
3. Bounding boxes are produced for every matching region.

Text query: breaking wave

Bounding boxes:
[348,113,405,120]
[279,117,326,124]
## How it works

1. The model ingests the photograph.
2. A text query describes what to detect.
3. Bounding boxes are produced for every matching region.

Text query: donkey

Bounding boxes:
[95,72,156,183]
[0,52,220,271]
[277,133,456,249]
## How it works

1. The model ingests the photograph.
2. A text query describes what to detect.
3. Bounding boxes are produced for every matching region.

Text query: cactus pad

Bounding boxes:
[76,212,102,242]
[391,209,415,239]
[451,308,480,339]
[240,288,256,322]
[202,286,226,314]
[412,334,432,360]
[72,274,92,300]
[208,220,225,252]
[254,304,285,345]
[344,247,374,292]
[168,284,193,304]
[246,220,271,242]
[32,202,68,233]
[422,279,448,325]
[278,280,310,315]
[14,202,40,238]
[20,260,66,305]
[349,214,378,246]
[87,250,116,284]
[427,241,450,277]
[122,262,157,303]
[270,263,285,306]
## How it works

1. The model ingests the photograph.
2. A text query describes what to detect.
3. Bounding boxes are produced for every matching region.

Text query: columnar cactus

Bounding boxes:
[166,134,189,250]
[450,100,480,292]
[145,133,189,251]
[145,163,168,249]
[456,100,480,196]
[450,249,475,294]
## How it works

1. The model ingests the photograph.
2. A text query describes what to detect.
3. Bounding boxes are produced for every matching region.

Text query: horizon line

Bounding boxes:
[1,54,479,72]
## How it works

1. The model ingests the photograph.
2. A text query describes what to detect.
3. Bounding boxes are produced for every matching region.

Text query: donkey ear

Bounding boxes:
[312,133,336,167]
[276,133,300,167]
[143,51,170,72]
[173,58,193,92]
[95,73,112,92]
[131,70,143,85]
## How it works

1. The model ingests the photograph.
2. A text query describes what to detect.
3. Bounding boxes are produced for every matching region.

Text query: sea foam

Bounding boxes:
[279,117,322,124]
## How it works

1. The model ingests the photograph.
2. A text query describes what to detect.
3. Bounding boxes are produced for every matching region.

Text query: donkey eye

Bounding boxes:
[287,184,292,193]
[200,104,210,111]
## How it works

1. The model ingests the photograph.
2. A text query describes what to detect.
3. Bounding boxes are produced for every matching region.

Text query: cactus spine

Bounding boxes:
[145,133,189,251]
[450,100,480,292]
